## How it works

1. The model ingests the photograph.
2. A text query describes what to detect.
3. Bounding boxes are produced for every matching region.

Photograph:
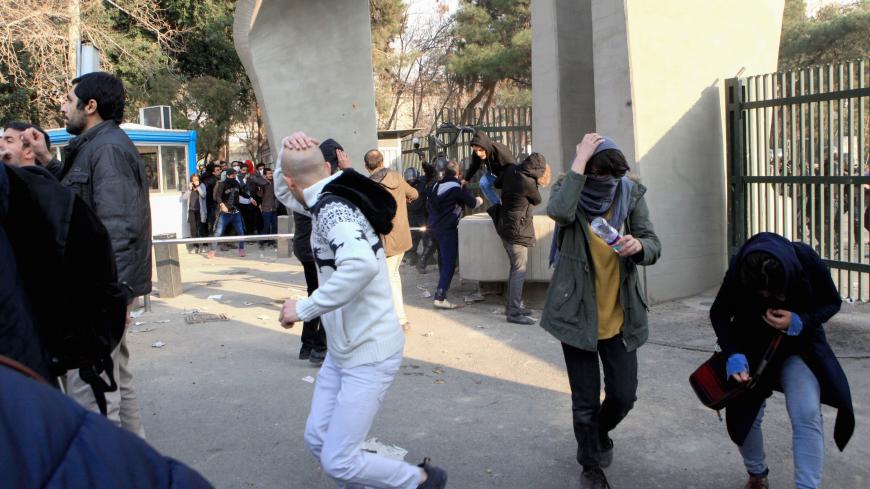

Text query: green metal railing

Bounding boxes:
[726,59,870,302]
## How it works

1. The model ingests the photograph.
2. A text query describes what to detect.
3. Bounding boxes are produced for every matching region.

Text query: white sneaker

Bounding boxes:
[433,299,459,310]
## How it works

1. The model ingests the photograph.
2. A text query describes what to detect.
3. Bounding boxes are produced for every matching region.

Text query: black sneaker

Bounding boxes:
[504,307,534,316]
[506,315,536,325]
[581,467,611,489]
[600,438,613,469]
[299,346,311,360]
[417,458,447,489]
[309,349,326,366]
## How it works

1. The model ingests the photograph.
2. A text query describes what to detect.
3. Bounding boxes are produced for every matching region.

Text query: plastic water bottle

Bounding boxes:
[590,217,622,252]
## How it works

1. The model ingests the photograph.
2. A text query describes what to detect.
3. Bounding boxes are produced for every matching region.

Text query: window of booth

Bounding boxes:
[140,145,160,191]
[160,145,187,192]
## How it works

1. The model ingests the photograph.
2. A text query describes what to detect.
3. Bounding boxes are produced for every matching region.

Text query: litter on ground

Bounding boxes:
[361,438,408,461]
[184,312,229,325]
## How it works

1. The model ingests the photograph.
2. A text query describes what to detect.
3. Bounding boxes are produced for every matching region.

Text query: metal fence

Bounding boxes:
[726,59,870,301]
[399,106,532,171]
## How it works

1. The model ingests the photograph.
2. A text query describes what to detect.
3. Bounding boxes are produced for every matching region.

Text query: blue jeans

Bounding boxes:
[432,228,458,301]
[739,355,824,489]
[212,212,245,250]
[262,211,277,235]
[479,171,500,205]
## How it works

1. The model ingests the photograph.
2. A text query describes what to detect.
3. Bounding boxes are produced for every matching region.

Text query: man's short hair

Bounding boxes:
[256,162,266,169]
[364,149,384,171]
[444,160,461,178]
[71,72,126,124]
[2,122,50,150]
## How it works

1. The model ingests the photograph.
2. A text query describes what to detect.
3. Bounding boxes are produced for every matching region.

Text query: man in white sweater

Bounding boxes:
[275,132,447,489]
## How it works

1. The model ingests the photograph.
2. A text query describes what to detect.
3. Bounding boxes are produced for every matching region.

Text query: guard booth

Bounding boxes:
[46,123,198,239]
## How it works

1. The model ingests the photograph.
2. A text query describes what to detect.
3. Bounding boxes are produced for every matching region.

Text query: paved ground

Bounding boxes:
[128,247,870,489]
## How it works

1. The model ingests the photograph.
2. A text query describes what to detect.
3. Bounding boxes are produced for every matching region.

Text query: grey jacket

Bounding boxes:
[47,121,152,298]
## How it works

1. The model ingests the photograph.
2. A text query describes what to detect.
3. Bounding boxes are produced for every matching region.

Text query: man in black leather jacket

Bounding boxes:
[26,71,149,436]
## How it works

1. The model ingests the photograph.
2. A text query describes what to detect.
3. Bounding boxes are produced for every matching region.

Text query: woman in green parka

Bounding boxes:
[541,133,661,489]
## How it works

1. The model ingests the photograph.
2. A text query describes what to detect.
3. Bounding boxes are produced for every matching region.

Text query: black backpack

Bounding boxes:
[3,165,127,415]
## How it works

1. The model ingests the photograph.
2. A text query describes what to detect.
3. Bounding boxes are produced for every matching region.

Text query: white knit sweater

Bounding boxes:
[274,166,405,368]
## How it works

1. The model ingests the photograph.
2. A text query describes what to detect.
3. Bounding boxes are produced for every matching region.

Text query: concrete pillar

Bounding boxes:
[153,233,182,298]
[532,0,784,302]
[531,0,596,174]
[234,0,378,168]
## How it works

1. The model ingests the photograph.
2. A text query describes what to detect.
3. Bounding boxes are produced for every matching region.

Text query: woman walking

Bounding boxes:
[540,133,660,489]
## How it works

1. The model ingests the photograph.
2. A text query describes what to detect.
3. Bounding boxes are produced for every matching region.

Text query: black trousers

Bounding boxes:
[300,259,327,351]
[187,210,207,251]
[562,334,638,469]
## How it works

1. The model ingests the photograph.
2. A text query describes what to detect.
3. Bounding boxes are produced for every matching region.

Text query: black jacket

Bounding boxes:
[4,164,127,382]
[0,166,53,382]
[494,153,545,246]
[202,173,218,209]
[216,178,242,213]
[466,131,516,181]
[710,232,854,450]
[293,213,314,263]
[47,121,152,298]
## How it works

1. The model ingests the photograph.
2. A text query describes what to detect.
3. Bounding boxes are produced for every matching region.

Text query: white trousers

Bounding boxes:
[386,252,407,325]
[64,331,145,437]
[304,352,421,489]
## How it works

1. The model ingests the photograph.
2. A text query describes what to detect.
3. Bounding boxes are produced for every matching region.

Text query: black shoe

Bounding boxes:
[505,307,534,316]
[417,457,447,489]
[506,315,536,325]
[309,349,326,366]
[599,438,613,469]
[299,346,311,360]
[581,467,611,489]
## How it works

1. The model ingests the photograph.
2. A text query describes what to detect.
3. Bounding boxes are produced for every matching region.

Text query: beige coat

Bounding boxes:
[370,168,419,256]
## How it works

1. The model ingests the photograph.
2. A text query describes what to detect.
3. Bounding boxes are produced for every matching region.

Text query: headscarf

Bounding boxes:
[549,137,633,266]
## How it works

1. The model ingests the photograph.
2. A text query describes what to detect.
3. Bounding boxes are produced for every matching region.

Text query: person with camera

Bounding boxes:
[709,232,854,489]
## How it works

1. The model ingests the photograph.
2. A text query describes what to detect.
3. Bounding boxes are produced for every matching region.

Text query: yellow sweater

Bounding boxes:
[588,219,624,340]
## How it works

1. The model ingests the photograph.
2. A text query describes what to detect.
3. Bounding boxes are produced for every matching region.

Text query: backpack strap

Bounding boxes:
[77,355,118,416]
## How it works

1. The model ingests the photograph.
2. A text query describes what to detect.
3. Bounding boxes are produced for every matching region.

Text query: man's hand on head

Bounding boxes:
[336,149,352,169]
[283,132,320,151]
[22,128,53,165]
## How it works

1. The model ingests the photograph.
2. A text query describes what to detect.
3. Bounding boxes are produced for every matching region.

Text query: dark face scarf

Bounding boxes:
[549,175,634,267]
[578,175,619,216]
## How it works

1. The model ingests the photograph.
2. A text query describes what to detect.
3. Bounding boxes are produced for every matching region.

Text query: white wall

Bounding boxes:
[531,0,785,302]
[622,0,784,302]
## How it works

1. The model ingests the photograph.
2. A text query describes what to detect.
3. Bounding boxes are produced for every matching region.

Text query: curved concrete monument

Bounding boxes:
[234,0,378,169]
[234,0,786,304]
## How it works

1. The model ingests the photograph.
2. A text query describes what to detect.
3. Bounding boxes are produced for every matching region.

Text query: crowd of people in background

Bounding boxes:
[182,157,279,257]
[0,69,864,489]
